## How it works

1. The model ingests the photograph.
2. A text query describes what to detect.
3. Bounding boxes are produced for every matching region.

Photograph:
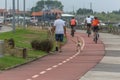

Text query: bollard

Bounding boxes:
[0,40,4,57]
[23,48,27,59]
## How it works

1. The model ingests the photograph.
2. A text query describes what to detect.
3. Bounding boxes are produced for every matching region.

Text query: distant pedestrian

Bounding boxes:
[52,15,66,52]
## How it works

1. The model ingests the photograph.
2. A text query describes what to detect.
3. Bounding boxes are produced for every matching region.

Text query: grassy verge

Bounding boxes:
[0,28,48,70]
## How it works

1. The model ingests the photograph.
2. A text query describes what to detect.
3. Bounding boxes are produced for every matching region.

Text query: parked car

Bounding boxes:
[0,19,4,24]
[113,23,120,28]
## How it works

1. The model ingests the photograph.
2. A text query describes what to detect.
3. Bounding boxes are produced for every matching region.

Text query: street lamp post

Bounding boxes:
[12,0,16,32]
[4,0,7,24]
[17,0,19,26]
[23,0,26,29]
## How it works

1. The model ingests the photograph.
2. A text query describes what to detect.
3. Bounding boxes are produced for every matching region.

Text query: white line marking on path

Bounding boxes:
[58,63,63,65]
[26,79,32,80]
[46,68,52,71]
[32,75,39,78]
[40,71,46,74]
[81,37,85,50]
[52,65,58,68]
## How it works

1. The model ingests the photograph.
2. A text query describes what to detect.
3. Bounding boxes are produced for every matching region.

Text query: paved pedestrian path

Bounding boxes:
[0,28,105,80]
[79,31,120,80]
[0,26,12,33]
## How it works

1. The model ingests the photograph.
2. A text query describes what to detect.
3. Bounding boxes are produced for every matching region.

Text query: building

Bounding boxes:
[31,9,63,21]
[0,9,7,16]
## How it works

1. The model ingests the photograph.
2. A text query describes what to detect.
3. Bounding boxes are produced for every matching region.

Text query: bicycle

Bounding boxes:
[87,27,91,37]
[94,30,99,44]
[71,27,75,37]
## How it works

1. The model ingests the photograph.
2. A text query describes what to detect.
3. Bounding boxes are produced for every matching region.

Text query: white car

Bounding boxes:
[100,23,106,26]
[0,19,4,24]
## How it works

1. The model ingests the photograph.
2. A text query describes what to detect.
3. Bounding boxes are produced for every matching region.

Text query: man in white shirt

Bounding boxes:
[85,16,92,28]
[85,16,92,36]
[53,15,66,52]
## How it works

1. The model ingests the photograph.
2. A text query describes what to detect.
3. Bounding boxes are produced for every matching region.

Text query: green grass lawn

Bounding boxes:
[0,28,48,70]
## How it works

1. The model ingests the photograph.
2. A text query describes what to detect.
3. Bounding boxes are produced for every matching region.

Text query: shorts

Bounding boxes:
[71,26,76,32]
[92,26,99,32]
[55,34,64,42]
[87,23,91,28]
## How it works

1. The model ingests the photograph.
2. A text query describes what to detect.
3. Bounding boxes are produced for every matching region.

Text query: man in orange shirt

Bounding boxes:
[92,17,100,36]
[70,17,77,37]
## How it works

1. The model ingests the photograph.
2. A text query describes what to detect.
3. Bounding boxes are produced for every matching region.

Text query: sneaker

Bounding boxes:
[55,47,58,51]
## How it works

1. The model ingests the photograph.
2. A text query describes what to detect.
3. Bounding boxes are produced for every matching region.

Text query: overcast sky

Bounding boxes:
[0,0,120,12]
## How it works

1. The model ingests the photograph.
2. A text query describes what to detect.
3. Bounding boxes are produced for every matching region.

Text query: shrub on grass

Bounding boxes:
[31,39,54,53]
[31,40,40,50]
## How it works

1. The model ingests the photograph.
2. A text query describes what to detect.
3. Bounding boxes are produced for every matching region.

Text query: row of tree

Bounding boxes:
[31,0,63,12]
[30,0,120,22]
[31,0,120,15]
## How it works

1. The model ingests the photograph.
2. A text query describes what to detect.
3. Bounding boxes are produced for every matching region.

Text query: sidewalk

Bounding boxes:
[79,30,120,80]
[0,26,12,33]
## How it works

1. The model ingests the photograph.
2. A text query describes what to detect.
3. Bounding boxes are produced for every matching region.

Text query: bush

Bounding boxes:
[31,39,54,53]
[8,38,15,49]
[31,40,41,50]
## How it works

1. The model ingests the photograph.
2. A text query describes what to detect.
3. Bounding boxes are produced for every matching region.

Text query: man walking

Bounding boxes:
[52,15,66,52]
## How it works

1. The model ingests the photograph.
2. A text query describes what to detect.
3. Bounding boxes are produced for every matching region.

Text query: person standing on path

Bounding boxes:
[52,15,66,52]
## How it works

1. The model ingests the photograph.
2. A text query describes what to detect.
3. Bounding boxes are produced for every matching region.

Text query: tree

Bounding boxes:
[31,0,64,12]
[76,8,93,15]
[112,9,120,14]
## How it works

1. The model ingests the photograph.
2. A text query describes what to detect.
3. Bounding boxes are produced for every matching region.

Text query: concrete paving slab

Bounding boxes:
[79,30,120,80]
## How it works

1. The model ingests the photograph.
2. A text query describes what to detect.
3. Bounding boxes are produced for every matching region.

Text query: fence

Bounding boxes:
[76,24,120,35]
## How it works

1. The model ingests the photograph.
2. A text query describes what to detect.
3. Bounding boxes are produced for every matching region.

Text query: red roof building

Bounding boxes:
[31,9,63,17]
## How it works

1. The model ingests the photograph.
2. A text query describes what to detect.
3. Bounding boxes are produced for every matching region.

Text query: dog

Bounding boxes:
[71,36,83,52]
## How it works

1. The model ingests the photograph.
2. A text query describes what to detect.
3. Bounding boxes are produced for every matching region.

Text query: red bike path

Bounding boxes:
[0,31,105,80]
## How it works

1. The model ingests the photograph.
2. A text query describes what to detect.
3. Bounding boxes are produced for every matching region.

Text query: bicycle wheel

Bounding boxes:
[88,30,91,37]
[94,36,97,43]
[94,33,99,44]
[87,28,91,37]
[71,29,74,37]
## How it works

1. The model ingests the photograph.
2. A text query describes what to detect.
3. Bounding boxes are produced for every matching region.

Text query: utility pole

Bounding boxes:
[43,0,45,22]
[73,5,75,15]
[17,0,19,26]
[90,2,93,14]
[90,2,92,10]
[23,0,26,29]
[12,0,16,32]
[4,0,7,24]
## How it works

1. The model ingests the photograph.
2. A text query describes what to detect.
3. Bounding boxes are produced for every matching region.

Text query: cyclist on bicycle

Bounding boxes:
[92,17,100,40]
[70,17,77,37]
[85,16,92,36]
